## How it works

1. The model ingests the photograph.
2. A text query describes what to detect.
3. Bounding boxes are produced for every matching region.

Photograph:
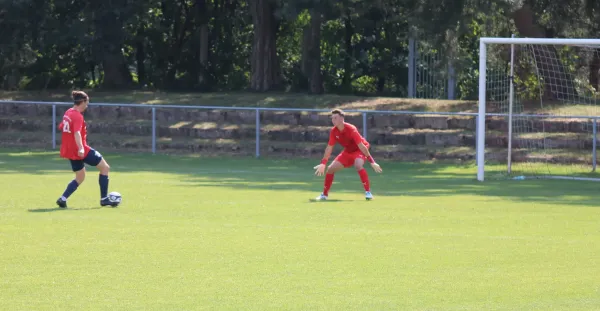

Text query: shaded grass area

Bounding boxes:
[1,148,599,206]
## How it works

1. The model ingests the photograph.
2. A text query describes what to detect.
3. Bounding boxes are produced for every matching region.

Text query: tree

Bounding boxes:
[249,0,282,91]
[511,1,577,99]
[306,7,324,94]
[196,0,210,87]
[89,1,133,89]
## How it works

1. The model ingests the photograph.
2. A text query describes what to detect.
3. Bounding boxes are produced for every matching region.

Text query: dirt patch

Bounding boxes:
[0,90,477,111]
[336,98,476,112]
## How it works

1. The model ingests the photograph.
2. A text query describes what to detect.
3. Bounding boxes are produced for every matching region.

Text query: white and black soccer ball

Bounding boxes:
[108,191,122,206]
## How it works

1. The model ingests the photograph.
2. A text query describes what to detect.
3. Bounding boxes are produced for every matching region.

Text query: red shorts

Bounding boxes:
[334,150,366,168]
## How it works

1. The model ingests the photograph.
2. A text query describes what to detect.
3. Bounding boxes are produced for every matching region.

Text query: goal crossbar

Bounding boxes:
[477,37,600,181]
[480,37,600,45]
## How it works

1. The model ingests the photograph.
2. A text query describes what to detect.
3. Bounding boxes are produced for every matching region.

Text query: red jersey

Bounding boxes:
[59,108,91,160]
[328,122,369,153]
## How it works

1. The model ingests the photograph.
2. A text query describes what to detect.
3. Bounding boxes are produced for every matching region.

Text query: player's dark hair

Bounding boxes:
[331,109,345,117]
[72,91,88,105]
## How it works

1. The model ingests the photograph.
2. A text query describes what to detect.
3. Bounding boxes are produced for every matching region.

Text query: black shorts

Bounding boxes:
[69,148,103,172]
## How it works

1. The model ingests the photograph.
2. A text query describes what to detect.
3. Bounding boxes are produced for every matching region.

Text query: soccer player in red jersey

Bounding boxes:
[55,91,117,208]
[313,109,382,200]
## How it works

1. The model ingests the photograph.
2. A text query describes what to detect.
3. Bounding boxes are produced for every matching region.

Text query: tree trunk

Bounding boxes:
[101,53,132,89]
[512,4,578,100]
[135,25,146,87]
[197,0,209,86]
[4,68,19,90]
[199,25,209,85]
[377,77,385,93]
[90,64,96,85]
[91,4,133,89]
[376,21,391,94]
[307,8,323,94]
[249,0,281,91]
[300,25,311,80]
[590,51,600,91]
[300,25,310,88]
[342,17,353,92]
[511,4,545,38]
[164,1,183,88]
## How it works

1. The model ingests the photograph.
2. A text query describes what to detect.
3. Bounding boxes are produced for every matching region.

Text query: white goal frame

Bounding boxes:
[477,37,600,181]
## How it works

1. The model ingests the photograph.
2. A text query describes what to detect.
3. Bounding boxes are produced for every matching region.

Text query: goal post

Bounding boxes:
[477,37,600,181]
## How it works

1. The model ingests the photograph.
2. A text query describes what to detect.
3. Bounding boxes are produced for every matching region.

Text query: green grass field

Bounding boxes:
[1,149,599,310]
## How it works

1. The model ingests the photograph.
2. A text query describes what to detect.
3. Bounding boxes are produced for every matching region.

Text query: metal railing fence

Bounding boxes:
[1,100,599,170]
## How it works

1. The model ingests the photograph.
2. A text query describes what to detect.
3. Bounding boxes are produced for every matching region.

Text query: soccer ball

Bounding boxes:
[108,191,122,206]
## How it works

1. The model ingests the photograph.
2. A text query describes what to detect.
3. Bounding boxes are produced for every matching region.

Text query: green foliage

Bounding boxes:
[0,0,597,97]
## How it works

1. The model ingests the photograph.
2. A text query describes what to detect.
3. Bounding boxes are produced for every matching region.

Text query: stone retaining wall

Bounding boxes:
[0,103,595,163]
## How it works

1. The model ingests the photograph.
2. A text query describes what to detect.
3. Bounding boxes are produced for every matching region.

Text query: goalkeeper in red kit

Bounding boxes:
[55,91,118,208]
[313,109,382,200]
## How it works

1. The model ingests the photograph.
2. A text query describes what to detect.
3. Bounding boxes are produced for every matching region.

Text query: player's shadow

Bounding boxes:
[2,149,600,207]
[28,207,102,212]
[307,198,354,203]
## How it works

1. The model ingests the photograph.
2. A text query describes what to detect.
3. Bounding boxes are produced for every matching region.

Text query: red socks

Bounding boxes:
[358,168,370,191]
[323,169,370,196]
[323,173,334,196]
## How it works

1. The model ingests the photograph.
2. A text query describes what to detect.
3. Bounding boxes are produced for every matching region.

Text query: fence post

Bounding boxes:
[256,109,260,158]
[362,112,367,140]
[52,104,56,149]
[593,118,597,172]
[447,61,456,100]
[408,37,416,98]
[475,115,478,166]
[152,108,156,154]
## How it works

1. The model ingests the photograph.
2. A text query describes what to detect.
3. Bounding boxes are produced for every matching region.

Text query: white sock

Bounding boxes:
[60,196,67,201]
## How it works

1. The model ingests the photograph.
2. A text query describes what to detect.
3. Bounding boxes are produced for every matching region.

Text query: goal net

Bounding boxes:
[478,37,600,181]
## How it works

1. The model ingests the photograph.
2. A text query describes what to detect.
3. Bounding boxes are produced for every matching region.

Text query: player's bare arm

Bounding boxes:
[74,131,84,158]
[357,142,382,173]
[314,145,334,176]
